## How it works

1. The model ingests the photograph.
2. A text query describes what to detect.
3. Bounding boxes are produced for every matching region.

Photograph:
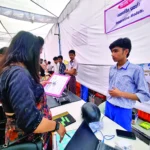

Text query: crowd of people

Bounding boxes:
[0,31,150,150]
[0,31,79,150]
[39,50,78,95]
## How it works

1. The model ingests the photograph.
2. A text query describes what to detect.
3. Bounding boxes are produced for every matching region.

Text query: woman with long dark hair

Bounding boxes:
[0,31,66,149]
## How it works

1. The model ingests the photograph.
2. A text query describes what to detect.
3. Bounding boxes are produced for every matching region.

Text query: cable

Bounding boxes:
[95,130,115,143]
[104,134,115,141]
[93,116,115,143]
[101,115,105,122]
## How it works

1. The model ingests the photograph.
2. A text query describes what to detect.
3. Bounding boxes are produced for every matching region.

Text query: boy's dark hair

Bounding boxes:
[58,55,63,60]
[44,59,46,62]
[0,47,7,54]
[69,50,75,55]
[53,57,58,61]
[40,59,43,64]
[48,61,51,64]
[109,38,132,58]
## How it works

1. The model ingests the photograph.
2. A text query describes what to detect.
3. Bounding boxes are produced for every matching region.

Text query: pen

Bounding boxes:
[65,133,71,138]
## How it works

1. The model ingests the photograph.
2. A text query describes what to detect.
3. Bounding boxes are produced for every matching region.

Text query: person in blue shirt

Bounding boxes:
[58,55,66,75]
[105,38,150,131]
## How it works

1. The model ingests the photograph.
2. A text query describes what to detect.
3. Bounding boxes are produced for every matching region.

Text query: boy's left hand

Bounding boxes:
[109,88,122,97]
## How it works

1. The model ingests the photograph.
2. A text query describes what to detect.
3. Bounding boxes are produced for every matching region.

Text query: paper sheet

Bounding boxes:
[56,130,76,150]
[44,74,70,97]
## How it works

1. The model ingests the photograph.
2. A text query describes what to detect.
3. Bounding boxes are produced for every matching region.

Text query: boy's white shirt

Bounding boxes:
[54,63,60,73]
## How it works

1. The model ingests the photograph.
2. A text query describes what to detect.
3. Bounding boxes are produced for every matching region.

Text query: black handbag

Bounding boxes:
[0,133,43,150]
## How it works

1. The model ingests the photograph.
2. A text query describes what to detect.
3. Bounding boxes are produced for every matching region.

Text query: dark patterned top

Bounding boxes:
[0,66,52,149]
[59,62,66,75]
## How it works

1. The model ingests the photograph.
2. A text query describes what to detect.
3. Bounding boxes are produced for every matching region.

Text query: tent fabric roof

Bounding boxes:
[0,6,57,23]
[58,0,80,23]
[0,0,73,48]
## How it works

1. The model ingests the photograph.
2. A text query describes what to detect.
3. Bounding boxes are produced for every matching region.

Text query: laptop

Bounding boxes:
[65,121,117,150]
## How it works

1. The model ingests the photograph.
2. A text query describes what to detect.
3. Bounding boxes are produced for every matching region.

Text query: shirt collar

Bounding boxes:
[114,60,130,70]
[70,59,75,63]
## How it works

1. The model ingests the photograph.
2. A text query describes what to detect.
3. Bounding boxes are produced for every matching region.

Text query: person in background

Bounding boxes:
[65,50,78,94]
[40,58,45,77]
[43,59,47,69]
[53,57,59,74]
[47,61,53,74]
[58,55,66,75]
[40,58,43,64]
[0,47,7,144]
[105,38,150,131]
[0,31,66,149]
[0,47,7,57]
[0,47,7,104]
[44,59,47,65]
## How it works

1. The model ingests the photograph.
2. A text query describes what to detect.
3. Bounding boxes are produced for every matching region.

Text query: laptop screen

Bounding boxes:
[65,121,117,150]
[65,121,99,150]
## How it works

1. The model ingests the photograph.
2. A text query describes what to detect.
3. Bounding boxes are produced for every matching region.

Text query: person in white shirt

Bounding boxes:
[65,50,78,94]
[47,61,53,74]
[53,57,60,74]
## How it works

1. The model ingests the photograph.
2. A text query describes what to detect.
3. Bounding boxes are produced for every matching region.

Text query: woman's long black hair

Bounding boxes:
[0,31,44,83]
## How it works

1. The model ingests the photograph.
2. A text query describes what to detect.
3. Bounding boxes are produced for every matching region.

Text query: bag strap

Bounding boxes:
[0,119,6,125]
[2,134,30,148]
[0,130,42,148]
[0,119,6,131]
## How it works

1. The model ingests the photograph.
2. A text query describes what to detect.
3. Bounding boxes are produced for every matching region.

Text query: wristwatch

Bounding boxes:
[54,121,60,131]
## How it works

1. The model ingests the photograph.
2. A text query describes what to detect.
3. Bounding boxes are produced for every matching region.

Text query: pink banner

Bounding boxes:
[104,0,150,34]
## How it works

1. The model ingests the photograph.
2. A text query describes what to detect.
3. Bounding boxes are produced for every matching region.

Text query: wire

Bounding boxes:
[93,116,115,143]
[99,130,115,143]
[101,115,105,122]
[104,134,115,141]
[94,129,115,143]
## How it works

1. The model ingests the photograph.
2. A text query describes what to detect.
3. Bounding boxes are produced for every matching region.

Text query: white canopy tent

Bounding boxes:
[0,0,78,48]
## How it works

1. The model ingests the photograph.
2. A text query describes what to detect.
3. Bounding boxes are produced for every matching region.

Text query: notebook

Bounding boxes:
[52,112,76,127]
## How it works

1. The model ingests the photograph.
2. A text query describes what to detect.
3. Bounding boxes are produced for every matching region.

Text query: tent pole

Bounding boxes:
[30,0,58,17]
[58,23,62,55]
